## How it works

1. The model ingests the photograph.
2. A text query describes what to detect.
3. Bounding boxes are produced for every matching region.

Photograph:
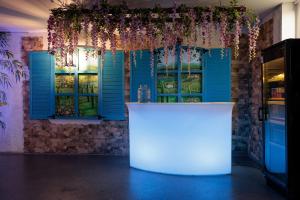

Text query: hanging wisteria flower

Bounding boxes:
[187,45,191,76]
[129,15,139,66]
[91,21,99,54]
[145,17,155,76]
[47,1,259,66]
[207,8,213,47]
[100,28,107,62]
[47,16,55,53]
[234,18,242,59]
[247,17,260,62]
[188,9,196,45]
[83,16,90,60]
[179,47,183,71]
[219,14,228,58]
[57,20,66,63]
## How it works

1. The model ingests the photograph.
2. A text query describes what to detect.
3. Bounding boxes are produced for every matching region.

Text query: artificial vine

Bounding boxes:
[48,0,260,70]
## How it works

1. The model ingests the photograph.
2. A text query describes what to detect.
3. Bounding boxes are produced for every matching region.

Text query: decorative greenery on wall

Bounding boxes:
[0,32,27,129]
[48,0,260,72]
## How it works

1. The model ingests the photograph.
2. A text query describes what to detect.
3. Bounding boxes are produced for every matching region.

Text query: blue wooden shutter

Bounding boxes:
[203,48,231,102]
[29,51,55,119]
[130,50,155,102]
[100,51,125,120]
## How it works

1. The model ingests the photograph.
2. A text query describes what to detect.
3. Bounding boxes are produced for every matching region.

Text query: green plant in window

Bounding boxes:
[55,75,75,94]
[157,75,177,94]
[55,96,75,116]
[79,75,98,94]
[79,96,98,117]
[181,74,201,94]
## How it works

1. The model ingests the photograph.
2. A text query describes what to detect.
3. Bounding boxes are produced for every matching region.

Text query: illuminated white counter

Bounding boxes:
[126,102,234,175]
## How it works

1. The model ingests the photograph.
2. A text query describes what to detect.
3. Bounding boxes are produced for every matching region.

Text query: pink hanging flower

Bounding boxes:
[146,20,155,76]
[91,21,99,55]
[119,14,127,50]
[234,18,242,59]
[179,47,183,71]
[188,9,196,44]
[169,3,179,69]
[208,8,213,47]
[201,11,210,46]
[247,17,260,62]
[47,15,55,53]
[136,17,144,50]
[57,20,66,64]
[129,16,139,66]
[83,16,90,60]
[187,45,191,76]
[100,28,107,63]
[105,17,117,59]
[219,13,228,58]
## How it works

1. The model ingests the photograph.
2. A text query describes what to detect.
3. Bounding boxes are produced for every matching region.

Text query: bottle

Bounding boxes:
[138,85,142,103]
[142,85,147,102]
[147,86,151,102]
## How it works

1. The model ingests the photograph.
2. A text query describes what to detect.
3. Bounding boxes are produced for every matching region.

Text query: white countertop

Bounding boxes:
[127,101,234,175]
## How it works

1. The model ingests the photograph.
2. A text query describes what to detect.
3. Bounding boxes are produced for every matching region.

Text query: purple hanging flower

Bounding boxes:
[247,17,260,62]
[83,16,90,60]
[234,18,242,59]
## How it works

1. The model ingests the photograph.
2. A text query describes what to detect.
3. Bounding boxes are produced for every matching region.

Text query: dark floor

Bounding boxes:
[0,154,285,200]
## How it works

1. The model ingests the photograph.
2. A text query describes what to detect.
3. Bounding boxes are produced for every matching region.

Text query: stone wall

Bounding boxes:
[23,80,129,154]
[248,19,273,164]
[231,35,252,152]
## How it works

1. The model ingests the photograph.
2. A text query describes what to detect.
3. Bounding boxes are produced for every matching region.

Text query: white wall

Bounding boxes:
[281,2,296,40]
[0,33,25,152]
[261,2,298,44]
[0,31,46,153]
[296,1,300,37]
[261,4,282,44]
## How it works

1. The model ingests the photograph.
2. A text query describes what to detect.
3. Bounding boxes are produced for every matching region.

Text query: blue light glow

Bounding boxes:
[127,103,234,175]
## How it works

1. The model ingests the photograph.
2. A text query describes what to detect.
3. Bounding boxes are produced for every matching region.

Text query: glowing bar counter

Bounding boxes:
[126,103,234,175]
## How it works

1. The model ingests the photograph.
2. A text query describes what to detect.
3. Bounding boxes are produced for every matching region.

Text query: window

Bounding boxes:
[30,50,125,120]
[156,47,204,103]
[55,48,99,118]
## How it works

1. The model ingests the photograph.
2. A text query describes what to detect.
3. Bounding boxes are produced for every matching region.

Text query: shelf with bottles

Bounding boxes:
[268,98,285,102]
[267,102,286,120]
[268,87,285,100]
[267,100,285,105]
[267,73,284,83]
[137,84,151,103]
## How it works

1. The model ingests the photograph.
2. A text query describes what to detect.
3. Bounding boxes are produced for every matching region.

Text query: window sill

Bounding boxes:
[49,119,102,125]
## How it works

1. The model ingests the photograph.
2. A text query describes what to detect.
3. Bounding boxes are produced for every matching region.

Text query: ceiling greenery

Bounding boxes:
[48,0,260,70]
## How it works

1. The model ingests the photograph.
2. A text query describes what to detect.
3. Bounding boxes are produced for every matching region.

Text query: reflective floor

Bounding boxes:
[0,155,285,200]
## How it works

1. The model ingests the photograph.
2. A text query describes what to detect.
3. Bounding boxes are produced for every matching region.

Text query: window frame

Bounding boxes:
[54,48,100,119]
[155,46,205,103]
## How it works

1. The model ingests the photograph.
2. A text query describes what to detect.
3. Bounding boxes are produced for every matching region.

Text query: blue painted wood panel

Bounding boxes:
[130,50,155,102]
[265,119,286,173]
[29,51,55,119]
[203,49,231,102]
[100,51,125,120]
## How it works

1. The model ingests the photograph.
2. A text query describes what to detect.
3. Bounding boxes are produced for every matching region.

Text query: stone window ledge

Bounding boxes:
[49,119,102,125]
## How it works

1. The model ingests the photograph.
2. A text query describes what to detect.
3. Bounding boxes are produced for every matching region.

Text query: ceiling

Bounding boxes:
[0,0,295,32]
